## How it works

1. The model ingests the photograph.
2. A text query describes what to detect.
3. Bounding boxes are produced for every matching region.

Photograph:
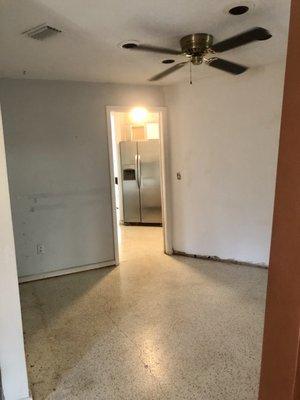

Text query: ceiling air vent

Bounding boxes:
[22,23,62,40]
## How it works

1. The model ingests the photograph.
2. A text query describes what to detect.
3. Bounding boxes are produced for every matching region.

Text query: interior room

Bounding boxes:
[0,1,298,400]
[109,107,166,262]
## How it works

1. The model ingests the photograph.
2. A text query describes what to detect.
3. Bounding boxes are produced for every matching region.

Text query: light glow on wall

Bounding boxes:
[129,107,148,124]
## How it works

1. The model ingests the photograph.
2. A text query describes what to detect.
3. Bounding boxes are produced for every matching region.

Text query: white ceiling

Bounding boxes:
[0,0,291,85]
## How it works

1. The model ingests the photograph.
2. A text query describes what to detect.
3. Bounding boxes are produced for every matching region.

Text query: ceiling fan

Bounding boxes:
[122,27,272,82]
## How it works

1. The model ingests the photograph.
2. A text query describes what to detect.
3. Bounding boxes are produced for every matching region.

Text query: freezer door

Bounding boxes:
[138,140,162,223]
[120,141,141,223]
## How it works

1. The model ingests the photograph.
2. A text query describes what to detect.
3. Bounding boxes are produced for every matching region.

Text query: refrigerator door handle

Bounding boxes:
[135,154,140,188]
[137,154,142,189]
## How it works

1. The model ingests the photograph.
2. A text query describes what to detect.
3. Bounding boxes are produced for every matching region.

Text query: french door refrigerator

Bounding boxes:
[120,139,162,224]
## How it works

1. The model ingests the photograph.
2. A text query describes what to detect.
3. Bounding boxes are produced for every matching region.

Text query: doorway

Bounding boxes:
[106,106,172,263]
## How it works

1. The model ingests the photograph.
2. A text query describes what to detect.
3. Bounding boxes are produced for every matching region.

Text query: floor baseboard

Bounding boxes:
[18,260,116,283]
[173,249,268,269]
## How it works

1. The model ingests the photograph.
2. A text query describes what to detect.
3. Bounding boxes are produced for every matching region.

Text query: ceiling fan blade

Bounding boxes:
[211,27,272,53]
[206,58,248,75]
[128,44,182,55]
[149,62,188,81]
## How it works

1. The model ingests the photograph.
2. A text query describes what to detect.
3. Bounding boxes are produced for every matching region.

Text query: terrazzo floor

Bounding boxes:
[20,226,267,399]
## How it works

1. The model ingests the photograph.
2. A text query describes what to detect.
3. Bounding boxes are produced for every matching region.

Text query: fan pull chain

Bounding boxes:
[189,60,193,85]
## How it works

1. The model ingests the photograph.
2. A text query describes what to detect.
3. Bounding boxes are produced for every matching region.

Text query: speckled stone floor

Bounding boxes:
[20,226,267,400]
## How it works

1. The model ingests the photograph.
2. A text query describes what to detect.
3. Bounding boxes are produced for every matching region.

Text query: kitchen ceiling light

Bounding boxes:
[130,107,148,124]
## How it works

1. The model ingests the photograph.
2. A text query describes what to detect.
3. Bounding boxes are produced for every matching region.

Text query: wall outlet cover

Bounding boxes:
[37,244,45,254]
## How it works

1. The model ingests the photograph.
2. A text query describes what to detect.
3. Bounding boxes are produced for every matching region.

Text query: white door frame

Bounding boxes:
[106,106,173,261]
[0,105,32,399]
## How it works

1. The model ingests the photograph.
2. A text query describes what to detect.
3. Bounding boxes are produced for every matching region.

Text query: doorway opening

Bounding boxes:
[106,106,171,263]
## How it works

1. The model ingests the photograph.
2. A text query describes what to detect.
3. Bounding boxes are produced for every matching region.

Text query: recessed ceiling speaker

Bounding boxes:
[22,24,62,40]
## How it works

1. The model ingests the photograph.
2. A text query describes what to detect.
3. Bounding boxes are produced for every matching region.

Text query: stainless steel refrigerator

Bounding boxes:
[120,139,162,224]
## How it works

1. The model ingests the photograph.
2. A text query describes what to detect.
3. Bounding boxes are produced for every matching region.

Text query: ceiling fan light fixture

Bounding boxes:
[122,25,270,82]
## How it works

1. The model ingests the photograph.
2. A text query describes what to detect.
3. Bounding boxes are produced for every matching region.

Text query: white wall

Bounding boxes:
[0,65,286,274]
[0,106,30,400]
[0,79,164,278]
[164,62,286,265]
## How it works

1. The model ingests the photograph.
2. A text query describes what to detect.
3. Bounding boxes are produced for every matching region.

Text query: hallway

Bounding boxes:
[20,226,267,400]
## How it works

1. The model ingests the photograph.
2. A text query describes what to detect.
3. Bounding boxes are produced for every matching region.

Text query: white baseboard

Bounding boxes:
[18,260,116,283]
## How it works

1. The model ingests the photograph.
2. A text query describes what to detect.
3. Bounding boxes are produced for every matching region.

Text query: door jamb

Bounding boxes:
[105,106,172,259]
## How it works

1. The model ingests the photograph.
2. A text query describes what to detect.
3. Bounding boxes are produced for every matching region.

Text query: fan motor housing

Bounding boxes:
[180,33,213,57]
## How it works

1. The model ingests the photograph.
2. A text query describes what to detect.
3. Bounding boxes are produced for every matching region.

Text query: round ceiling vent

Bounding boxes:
[224,2,254,16]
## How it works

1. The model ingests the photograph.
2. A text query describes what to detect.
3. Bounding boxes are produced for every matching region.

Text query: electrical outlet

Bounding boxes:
[176,172,182,180]
[37,244,45,254]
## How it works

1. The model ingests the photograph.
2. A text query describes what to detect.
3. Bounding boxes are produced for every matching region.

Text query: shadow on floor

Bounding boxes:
[20,265,117,399]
